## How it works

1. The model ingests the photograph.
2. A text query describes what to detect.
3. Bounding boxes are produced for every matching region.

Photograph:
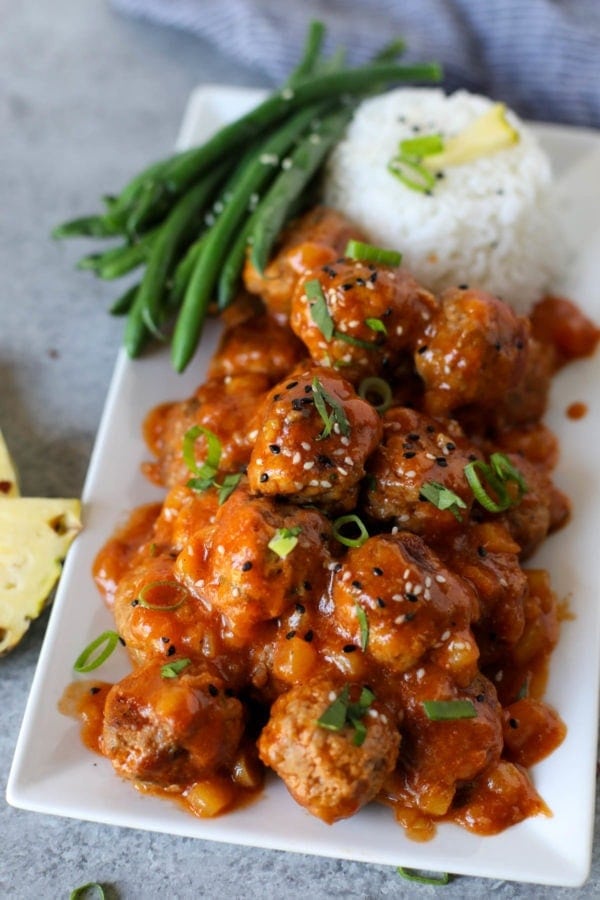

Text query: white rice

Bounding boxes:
[324,89,562,313]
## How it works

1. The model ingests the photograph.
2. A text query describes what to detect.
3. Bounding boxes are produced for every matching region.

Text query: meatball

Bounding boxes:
[258,676,400,823]
[102,658,244,789]
[207,306,306,383]
[364,407,482,540]
[497,454,570,558]
[176,484,333,645]
[332,533,479,676]
[290,259,436,381]
[415,286,529,417]
[247,367,382,512]
[143,373,269,488]
[395,665,503,817]
[243,206,365,320]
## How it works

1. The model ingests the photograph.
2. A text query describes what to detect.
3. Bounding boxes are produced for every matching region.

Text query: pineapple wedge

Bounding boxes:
[423,103,519,171]
[0,429,20,497]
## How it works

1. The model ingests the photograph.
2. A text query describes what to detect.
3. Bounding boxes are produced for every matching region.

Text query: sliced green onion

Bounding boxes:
[355,604,369,651]
[306,279,335,341]
[388,157,437,193]
[358,376,393,413]
[217,472,242,504]
[160,657,191,679]
[399,133,444,157]
[490,452,527,495]
[70,885,106,900]
[311,376,351,439]
[422,699,477,721]
[182,425,222,477]
[365,316,387,335]
[332,514,369,548]
[137,580,187,610]
[464,459,510,513]
[344,239,402,267]
[268,525,302,558]
[419,481,467,521]
[397,867,451,886]
[74,631,121,673]
[334,330,378,350]
[316,683,375,746]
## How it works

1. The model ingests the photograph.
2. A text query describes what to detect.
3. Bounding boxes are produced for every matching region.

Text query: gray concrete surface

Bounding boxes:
[1,1,598,897]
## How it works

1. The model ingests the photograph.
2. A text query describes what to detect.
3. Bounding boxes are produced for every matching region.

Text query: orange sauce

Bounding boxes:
[566,401,588,420]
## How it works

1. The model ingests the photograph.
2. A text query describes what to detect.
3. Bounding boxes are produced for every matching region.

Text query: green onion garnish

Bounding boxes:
[387,157,437,193]
[217,472,242,504]
[358,376,393,413]
[74,631,121,673]
[268,525,302,558]
[419,481,467,521]
[332,514,369,548]
[182,424,222,478]
[399,133,444,158]
[365,316,388,335]
[344,239,402,267]
[160,657,191,679]
[137,580,187,610]
[307,279,335,341]
[355,604,369,651]
[70,884,106,900]
[397,867,451,886]
[311,376,351,439]
[316,684,376,746]
[464,452,526,514]
[422,699,477,721]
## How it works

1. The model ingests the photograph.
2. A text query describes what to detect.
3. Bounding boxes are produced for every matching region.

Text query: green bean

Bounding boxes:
[52,214,124,239]
[170,101,332,371]
[248,104,355,275]
[109,282,139,316]
[124,162,230,358]
[287,20,326,84]
[77,229,158,279]
[168,234,207,310]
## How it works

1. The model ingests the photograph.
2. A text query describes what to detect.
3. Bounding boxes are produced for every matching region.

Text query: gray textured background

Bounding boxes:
[1,1,598,897]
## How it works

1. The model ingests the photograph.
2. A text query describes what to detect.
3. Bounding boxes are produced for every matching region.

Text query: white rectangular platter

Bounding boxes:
[7,85,600,887]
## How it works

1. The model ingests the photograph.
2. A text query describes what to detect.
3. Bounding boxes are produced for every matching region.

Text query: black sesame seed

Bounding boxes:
[417,345,428,354]
[208,684,219,697]
[343,644,357,653]
[304,630,314,643]
[286,630,296,640]
[333,563,342,573]
[436,457,448,467]
[322,266,337,278]
[302,581,312,591]
[304,384,313,394]
[355,277,366,287]
[373,567,384,576]
[242,560,253,571]
[224,688,235,697]
[408,433,420,441]
[516,339,524,350]
[477,546,488,558]
[476,693,485,702]
[260,473,269,483]
[426,425,436,433]
[296,602,306,613]
[509,717,519,729]
[377,597,386,608]
[404,612,416,621]
[403,451,416,459]
[316,454,333,467]
[131,598,139,607]
[468,453,478,461]
[352,580,363,590]
[90,686,101,695]
[161,636,170,643]
[167,644,176,656]
[286,381,298,389]
[273,393,282,401]
[458,284,469,290]
[494,341,502,351]
[436,171,445,179]
[118,636,126,646]
[446,442,456,451]
[341,282,354,291]
[405,592,419,602]
[269,444,281,454]
[369,272,378,283]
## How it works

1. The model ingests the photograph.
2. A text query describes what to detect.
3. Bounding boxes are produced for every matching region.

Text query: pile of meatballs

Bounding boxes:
[93,206,583,839]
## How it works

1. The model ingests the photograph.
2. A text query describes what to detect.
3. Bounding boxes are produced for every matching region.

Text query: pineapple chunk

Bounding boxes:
[423,103,519,171]
[0,497,81,654]
[0,429,19,497]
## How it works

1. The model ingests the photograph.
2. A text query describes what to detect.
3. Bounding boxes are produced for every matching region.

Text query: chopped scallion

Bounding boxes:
[268,525,302,558]
[419,481,467,521]
[70,884,106,900]
[399,133,444,158]
[160,657,191,679]
[365,316,388,335]
[316,683,376,746]
[182,424,222,477]
[388,157,437,193]
[355,604,369,651]
[422,699,477,721]
[358,376,393,413]
[306,279,335,341]
[397,867,451,885]
[138,580,187,610]
[311,376,351,439]
[332,514,369,548]
[74,631,121,673]
[344,239,402,267]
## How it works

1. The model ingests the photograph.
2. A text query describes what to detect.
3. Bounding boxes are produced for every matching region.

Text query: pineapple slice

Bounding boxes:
[0,432,81,654]
[423,103,520,171]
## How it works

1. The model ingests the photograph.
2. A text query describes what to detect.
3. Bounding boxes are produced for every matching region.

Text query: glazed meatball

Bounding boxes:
[243,206,365,320]
[176,484,333,645]
[415,286,529,417]
[102,658,244,789]
[143,373,269,488]
[332,533,479,676]
[247,367,382,512]
[258,676,400,823]
[290,258,437,380]
[395,665,503,817]
[364,407,482,540]
[207,306,306,383]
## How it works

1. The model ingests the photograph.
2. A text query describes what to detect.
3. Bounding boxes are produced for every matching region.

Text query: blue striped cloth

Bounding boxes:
[111,0,600,128]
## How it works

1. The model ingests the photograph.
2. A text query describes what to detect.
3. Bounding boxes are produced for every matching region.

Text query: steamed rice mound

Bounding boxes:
[324,89,561,314]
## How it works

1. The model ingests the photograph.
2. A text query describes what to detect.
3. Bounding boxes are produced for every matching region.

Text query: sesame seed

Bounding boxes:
[405,470,416,478]
[292,452,301,465]
[440,630,451,641]
[217,545,225,555]
[320,480,332,488]
[337,467,347,476]
[301,441,311,451]
[435,574,446,583]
